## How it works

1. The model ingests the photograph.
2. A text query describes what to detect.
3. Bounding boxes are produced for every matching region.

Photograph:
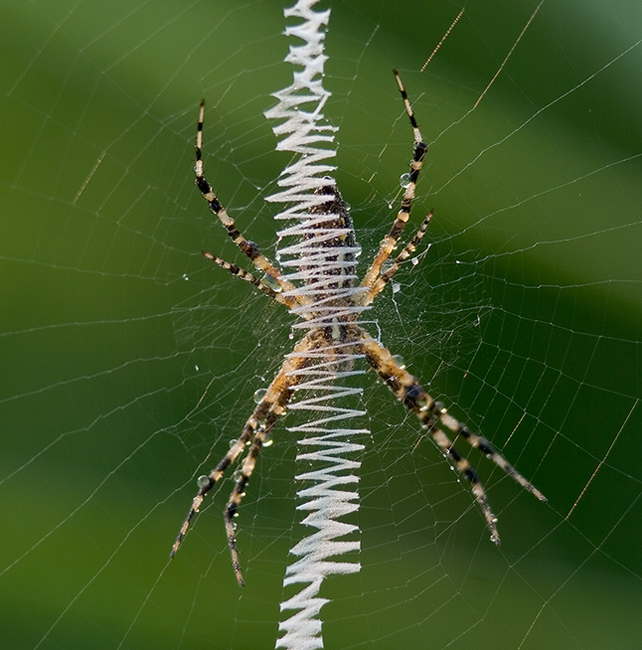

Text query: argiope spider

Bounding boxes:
[171,70,546,586]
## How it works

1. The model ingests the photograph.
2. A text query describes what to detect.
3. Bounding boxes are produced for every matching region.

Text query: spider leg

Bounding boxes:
[361,210,433,305]
[171,330,320,582]
[170,393,277,561]
[223,407,279,587]
[194,101,307,305]
[202,250,298,309]
[360,70,427,291]
[356,326,546,543]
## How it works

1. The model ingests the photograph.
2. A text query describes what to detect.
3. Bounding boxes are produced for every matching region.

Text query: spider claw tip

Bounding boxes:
[527,483,547,502]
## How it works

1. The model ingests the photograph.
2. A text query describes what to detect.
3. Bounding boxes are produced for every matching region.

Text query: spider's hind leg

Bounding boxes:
[201,251,297,309]
[194,101,300,300]
[360,71,428,293]
[361,209,434,305]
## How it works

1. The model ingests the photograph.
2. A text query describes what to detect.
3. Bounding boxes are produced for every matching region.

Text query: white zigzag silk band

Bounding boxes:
[265,1,368,648]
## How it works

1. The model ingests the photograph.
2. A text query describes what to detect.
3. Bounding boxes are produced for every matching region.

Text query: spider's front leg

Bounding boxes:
[171,331,321,585]
[223,385,288,586]
[356,326,546,543]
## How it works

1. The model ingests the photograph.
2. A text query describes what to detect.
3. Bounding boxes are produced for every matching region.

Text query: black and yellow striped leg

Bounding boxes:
[223,331,330,585]
[194,101,304,302]
[170,332,317,570]
[201,251,297,309]
[170,400,272,560]
[357,326,546,543]
[223,405,282,586]
[360,71,428,291]
[361,210,433,305]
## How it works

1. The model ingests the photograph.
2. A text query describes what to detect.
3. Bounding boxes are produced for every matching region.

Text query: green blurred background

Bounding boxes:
[1,0,641,648]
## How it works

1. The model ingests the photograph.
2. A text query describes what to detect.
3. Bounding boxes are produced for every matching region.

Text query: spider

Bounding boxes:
[171,70,546,586]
